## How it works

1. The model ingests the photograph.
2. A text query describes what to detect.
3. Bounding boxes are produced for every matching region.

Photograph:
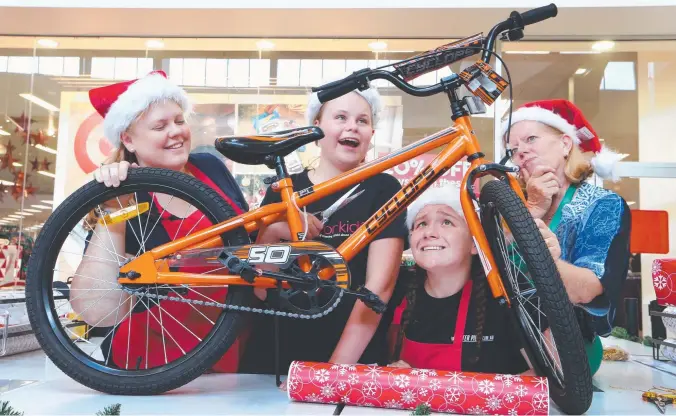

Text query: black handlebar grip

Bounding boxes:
[316,80,360,103]
[521,3,558,26]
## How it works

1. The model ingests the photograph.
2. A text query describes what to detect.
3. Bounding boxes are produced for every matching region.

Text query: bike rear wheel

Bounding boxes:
[26,167,251,395]
[479,179,593,415]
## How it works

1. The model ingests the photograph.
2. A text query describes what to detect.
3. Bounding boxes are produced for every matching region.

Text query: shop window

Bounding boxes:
[183,58,207,86]
[7,56,37,74]
[63,57,81,76]
[228,59,250,87]
[600,61,636,91]
[345,59,368,75]
[205,59,228,87]
[322,59,346,82]
[299,59,322,87]
[38,57,63,76]
[114,57,139,80]
[277,59,300,86]
[137,58,153,78]
[168,58,184,84]
[250,59,271,87]
[91,57,154,79]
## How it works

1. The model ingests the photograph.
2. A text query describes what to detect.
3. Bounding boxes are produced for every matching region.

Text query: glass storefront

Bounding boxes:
[1,37,675,334]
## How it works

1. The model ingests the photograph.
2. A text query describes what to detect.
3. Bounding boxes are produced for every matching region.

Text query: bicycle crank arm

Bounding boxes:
[343,285,387,314]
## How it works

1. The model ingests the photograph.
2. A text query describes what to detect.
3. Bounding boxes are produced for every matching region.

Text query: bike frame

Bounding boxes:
[119,115,523,302]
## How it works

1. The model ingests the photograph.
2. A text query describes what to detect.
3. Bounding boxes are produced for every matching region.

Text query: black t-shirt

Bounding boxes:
[240,169,408,374]
[397,259,532,375]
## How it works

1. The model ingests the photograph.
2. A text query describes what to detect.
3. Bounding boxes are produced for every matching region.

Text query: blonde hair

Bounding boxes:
[106,143,138,165]
[564,144,594,184]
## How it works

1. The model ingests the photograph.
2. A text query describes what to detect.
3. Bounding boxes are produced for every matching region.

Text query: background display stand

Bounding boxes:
[650,309,676,361]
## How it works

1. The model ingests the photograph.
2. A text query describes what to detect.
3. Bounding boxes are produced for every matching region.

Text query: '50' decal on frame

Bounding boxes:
[247,245,292,264]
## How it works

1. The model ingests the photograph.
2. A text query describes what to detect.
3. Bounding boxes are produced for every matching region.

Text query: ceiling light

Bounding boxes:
[504,51,550,55]
[255,40,275,50]
[8,215,23,219]
[575,68,588,75]
[592,40,615,52]
[0,129,9,136]
[38,170,56,179]
[627,201,636,206]
[23,209,42,213]
[145,39,165,49]
[19,94,59,112]
[37,39,59,48]
[35,144,57,154]
[41,200,53,204]
[368,41,388,51]
[16,212,33,216]
[31,204,52,209]
[12,162,22,167]
[0,180,15,186]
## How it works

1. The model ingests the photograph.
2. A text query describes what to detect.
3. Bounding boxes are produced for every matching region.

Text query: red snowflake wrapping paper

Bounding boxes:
[287,361,549,415]
[652,259,676,306]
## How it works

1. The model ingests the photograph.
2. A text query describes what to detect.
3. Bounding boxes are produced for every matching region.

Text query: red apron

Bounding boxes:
[111,162,248,373]
[399,281,473,371]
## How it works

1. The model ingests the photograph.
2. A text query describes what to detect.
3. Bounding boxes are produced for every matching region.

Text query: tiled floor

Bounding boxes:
[0,337,674,415]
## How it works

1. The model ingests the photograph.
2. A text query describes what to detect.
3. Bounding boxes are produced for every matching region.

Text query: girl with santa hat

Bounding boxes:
[72,71,249,373]
[389,186,541,376]
[502,99,632,376]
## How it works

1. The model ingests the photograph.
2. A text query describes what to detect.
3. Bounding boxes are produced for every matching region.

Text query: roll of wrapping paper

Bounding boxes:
[287,361,550,415]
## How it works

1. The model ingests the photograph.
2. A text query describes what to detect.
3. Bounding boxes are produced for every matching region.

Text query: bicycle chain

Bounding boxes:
[120,285,344,320]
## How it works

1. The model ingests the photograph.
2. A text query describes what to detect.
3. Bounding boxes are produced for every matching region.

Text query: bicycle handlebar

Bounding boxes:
[312,3,558,103]
[521,3,558,26]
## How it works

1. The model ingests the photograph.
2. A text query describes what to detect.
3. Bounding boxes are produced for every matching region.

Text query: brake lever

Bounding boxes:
[500,28,525,42]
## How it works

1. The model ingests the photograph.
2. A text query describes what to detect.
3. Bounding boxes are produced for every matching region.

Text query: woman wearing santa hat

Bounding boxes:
[72,70,249,373]
[502,99,632,376]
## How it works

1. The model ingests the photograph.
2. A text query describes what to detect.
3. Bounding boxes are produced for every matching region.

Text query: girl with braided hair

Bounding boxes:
[389,186,541,374]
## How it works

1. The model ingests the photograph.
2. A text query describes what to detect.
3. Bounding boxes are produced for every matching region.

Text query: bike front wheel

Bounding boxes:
[480,179,593,415]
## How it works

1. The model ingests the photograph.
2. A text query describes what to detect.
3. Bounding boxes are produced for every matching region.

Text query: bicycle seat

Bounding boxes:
[215,126,324,166]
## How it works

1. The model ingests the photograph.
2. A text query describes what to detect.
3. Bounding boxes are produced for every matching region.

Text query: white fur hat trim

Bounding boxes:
[103,73,192,147]
[407,186,463,230]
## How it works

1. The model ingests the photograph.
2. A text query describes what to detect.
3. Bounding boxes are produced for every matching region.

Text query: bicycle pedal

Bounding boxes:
[217,251,258,283]
[346,285,387,314]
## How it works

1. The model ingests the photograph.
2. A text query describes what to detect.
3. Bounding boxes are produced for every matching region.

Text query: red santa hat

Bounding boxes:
[501,99,624,181]
[89,70,192,148]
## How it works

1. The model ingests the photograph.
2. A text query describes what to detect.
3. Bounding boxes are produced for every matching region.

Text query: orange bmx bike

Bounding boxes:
[26,4,592,414]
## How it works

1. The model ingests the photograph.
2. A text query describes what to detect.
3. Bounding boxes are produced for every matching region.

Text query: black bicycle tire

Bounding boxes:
[479,179,593,415]
[26,167,251,395]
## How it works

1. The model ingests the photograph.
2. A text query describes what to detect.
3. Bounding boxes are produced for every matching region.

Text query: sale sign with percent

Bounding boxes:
[380,153,473,190]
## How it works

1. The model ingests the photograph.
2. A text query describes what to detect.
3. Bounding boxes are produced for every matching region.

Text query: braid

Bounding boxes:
[470,256,488,364]
[393,265,424,361]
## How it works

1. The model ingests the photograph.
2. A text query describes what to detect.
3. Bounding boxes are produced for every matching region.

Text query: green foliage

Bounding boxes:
[96,404,121,416]
[410,403,432,415]
[0,401,23,416]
